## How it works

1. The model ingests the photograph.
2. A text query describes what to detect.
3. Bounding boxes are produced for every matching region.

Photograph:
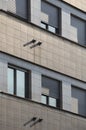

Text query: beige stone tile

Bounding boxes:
[63,0,86,11]
[0,12,86,81]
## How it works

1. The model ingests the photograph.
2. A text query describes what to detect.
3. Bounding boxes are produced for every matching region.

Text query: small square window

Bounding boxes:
[41,22,47,29]
[8,66,31,99]
[48,26,56,33]
[49,97,56,107]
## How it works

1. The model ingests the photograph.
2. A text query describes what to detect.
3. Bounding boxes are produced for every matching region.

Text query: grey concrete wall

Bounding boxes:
[0,93,86,130]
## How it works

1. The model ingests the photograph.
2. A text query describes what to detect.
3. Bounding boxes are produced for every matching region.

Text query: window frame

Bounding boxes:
[41,75,62,108]
[41,0,61,35]
[7,0,29,21]
[41,21,59,34]
[41,94,60,108]
[8,64,31,99]
[71,85,86,116]
[71,14,86,45]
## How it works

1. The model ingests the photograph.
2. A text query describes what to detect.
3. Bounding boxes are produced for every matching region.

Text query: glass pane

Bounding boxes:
[41,22,46,29]
[48,26,56,33]
[42,76,60,99]
[41,1,59,27]
[16,70,25,98]
[8,68,14,94]
[7,0,27,19]
[41,95,47,104]
[49,97,56,107]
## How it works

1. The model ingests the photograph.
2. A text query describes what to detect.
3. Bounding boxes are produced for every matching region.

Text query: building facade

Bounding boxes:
[0,0,86,130]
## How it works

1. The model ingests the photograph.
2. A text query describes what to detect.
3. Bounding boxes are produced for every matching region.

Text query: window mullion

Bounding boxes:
[14,69,16,95]
[47,96,49,105]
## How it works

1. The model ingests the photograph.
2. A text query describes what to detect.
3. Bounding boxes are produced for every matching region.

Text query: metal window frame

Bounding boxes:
[41,0,61,35]
[8,65,31,99]
[41,94,60,108]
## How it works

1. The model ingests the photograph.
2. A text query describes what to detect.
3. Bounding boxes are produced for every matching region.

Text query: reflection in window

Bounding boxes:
[48,26,56,33]
[41,1,60,34]
[17,70,25,98]
[8,68,14,94]
[41,95,47,104]
[8,66,30,99]
[7,0,27,19]
[41,22,47,29]
[71,15,86,45]
[49,97,56,107]
[41,76,61,108]
[41,21,57,34]
[72,86,86,116]
[41,94,57,107]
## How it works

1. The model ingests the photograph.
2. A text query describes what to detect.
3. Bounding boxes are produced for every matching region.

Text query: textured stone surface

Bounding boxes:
[0,93,86,130]
[0,12,86,82]
[0,53,85,111]
[63,0,86,12]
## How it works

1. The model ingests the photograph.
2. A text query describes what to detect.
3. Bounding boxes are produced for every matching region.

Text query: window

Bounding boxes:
[41,95,47,104]
[71,86,86,116]
[7,0,27,19]
[71,15,86,45]
[49,97,57,107]
[41,1,60,34]
[8,66,31,99]
[41,22,58,33]
[41,94,57,107]
[41,22,47,29]
[41,76,61,108]
[48,25,56,33]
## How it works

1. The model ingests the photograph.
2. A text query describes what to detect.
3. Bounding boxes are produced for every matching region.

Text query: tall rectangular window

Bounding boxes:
[8,66,31,99]
[7,0,27,19]
[41,76,61,108]
[71,15,86,45]
[71,86,86,116]
[41,1,60,34]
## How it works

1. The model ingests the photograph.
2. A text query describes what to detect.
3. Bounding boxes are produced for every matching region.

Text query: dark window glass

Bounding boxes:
[71,16,86,45]
[7,0,27,19]
[72,86,86,116]
[41,1,60,34]
[41,76,61,108]
[42,76,60,99]
[41,1,59,28]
